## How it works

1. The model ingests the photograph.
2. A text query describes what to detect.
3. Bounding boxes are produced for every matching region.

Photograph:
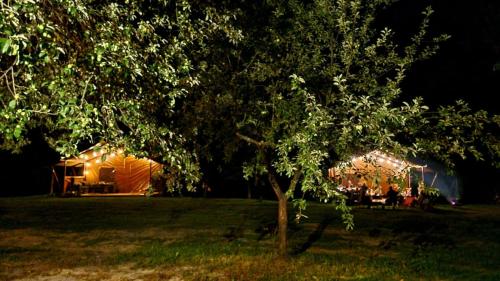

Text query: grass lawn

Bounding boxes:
[0,196,499,281]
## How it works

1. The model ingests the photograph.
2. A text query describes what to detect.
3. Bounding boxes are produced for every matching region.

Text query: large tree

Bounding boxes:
[0,0,239,187]
[185,0,500,256]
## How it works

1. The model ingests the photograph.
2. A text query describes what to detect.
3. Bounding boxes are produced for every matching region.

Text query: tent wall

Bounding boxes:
[58,148,163,194]
[84,154,162,193]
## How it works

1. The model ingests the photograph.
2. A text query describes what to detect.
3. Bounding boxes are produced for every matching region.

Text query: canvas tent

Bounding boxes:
[328,150,426,196]
[52,144,163,195]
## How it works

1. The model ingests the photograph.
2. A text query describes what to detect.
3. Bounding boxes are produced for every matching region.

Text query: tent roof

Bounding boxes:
[56,144,156,166]
[334,150,425,176]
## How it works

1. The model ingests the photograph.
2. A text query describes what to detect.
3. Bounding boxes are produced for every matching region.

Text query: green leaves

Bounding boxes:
[0,38,11,54]
[8,100,16,109]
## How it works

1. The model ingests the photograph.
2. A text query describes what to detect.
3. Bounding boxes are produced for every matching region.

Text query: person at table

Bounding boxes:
[360,183,371,208]
[385,185,399,209]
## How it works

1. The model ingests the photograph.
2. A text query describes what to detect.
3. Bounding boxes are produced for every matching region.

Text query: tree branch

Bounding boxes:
[236,132,274,148]
[28,110,58,116]
[286,168,302,196]
[80,76,93,106]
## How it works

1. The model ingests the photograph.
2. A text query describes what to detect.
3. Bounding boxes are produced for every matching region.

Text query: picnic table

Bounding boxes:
[371,196,387,207]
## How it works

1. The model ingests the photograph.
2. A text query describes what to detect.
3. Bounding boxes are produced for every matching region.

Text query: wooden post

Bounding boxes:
[63,160,67,193]
[430,172,439,187]
[50,166,55,195]
[408,167,411,191]
[421,166,425,183]
[149,159,152,188]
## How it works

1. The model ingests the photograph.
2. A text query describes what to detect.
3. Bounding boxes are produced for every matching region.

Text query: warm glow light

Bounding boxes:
[111,152,116,157]
[84,171,89,175]
[83,155,88,160]
[93,151,97,157]
[95,159,101,164]
[85,162,91,167]
[117,149,123,154]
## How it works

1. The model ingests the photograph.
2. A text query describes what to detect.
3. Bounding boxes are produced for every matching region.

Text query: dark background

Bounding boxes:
[1,0,499,201]
[385,0,500,202]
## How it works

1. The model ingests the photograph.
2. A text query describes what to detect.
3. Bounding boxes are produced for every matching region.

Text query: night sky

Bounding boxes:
[1,0,499,200]
[383,0,500,113]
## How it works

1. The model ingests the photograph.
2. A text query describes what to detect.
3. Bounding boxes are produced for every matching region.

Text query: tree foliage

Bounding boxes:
[0,0,239,187]
[183,0,499,255]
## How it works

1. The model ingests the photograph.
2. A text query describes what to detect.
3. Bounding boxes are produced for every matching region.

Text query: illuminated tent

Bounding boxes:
[328,150,426,195]
[52,144,163,195]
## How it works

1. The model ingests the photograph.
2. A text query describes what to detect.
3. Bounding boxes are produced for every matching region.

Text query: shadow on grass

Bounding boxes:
[0,197,268,233]
[291,215,333,256]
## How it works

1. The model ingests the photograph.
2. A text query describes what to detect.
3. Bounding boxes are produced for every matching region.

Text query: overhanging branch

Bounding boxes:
[236,132,274,148]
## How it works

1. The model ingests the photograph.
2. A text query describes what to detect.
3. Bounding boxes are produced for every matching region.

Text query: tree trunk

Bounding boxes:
[277,194,288,256]
[247,181,252,199]
[268,171,288,256]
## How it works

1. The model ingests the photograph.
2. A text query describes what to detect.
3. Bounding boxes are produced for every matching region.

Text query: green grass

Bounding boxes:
[0,196,499,280]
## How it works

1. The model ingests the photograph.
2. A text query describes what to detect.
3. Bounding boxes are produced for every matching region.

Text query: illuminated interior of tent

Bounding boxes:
[52,144,163,195]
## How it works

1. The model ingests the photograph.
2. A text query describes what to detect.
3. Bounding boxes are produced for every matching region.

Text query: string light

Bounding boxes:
[95,159,101,164]
[85,162,91,167]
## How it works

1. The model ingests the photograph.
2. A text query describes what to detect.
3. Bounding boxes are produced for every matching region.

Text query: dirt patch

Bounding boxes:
[12,265,167,281]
